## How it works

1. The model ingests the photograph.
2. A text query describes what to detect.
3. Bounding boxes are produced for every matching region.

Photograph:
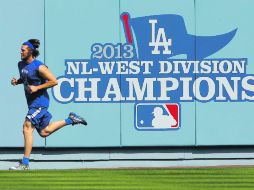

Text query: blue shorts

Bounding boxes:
[26,107,52,133]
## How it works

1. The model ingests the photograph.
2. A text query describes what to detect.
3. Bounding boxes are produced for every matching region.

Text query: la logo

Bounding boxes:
[149,19,172,55]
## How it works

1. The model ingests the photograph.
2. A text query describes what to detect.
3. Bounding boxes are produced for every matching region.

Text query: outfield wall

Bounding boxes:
[1,0,254,148]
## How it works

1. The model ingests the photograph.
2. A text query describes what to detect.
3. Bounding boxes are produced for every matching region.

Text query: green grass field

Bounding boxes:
[1,167,254,190]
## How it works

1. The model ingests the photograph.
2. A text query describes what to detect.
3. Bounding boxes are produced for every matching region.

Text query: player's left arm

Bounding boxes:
[28,65,58,94]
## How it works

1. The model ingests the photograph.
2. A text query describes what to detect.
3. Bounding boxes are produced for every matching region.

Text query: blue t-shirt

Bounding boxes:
[18,59,49,108]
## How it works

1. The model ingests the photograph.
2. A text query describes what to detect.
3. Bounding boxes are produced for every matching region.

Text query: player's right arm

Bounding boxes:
[12,62,24,86]
[11,77,23,86]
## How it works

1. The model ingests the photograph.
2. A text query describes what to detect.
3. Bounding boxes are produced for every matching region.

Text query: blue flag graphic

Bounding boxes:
[122,13,237,60]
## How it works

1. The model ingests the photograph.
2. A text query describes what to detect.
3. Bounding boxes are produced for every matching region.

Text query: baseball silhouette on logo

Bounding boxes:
[152,107,177,128]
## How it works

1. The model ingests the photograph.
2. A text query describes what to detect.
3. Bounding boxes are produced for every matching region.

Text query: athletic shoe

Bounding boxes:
[68,112,87,126]
[9,161,29,170]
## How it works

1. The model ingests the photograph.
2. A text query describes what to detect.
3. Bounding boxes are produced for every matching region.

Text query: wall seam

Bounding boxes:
[44,0,47,148]
[194,0,197,146]
[119,0,123,147]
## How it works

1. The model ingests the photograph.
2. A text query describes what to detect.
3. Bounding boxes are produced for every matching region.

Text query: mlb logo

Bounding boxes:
[135,103,180,130]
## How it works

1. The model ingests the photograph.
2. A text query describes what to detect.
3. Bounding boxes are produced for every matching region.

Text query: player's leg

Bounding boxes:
[39,120,66,137]
[39,112,87,138]
[9,120,34,170]
[23,120,35,159]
